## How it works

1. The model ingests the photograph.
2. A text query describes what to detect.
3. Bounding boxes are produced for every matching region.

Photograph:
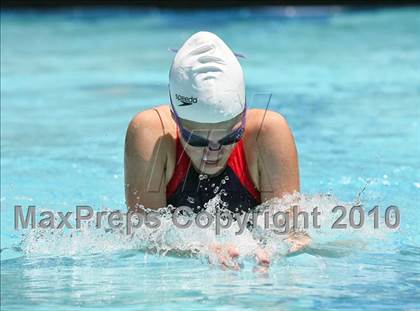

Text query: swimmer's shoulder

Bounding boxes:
[125,106,177,177]
[245,108,291,139]
[243,109,295,188]
[127,105,177,141]
[151,105,178,138]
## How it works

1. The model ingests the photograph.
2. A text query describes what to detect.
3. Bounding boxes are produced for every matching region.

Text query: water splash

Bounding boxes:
[15,193,396,262]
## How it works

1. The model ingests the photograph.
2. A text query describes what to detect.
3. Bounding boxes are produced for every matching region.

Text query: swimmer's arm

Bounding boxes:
[124,110,167,211]
[256,111,300,201]
[255,114,311,253]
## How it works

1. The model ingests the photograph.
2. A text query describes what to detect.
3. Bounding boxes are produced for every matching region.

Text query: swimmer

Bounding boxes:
[124,31,310,268]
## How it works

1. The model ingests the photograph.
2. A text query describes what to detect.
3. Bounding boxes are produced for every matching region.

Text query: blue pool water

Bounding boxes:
[1,6,420,310]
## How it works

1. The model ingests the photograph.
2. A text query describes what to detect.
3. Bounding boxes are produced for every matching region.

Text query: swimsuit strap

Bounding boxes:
[166,134,191,198]
[153,108,166,135]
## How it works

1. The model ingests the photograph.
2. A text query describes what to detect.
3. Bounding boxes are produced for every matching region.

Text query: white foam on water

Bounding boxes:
[17,192,397,262]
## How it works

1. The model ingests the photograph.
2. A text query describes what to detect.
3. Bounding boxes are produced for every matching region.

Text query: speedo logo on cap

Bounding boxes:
[175,94,197,106]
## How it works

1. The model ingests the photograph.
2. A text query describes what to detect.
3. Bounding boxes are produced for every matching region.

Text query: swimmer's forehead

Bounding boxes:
[179,111,243,131]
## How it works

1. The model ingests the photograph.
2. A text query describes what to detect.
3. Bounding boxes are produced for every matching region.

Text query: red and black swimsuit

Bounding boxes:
[166,131,261,214]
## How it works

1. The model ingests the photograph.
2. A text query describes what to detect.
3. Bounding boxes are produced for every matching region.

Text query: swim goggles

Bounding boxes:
[169,94,246,149]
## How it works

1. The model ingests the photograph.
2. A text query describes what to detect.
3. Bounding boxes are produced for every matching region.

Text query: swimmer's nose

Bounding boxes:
[203,143,222,161]
[203,150,219,161]
[208,141,221,151]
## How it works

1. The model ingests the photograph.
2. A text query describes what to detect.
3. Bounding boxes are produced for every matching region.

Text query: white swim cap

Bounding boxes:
[169,31,245,123]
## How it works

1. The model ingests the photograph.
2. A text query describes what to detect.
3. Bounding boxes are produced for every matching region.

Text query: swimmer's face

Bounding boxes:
[178,113,244,176]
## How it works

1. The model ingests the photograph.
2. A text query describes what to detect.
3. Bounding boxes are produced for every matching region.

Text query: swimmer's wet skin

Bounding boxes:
[124,31,310,269]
